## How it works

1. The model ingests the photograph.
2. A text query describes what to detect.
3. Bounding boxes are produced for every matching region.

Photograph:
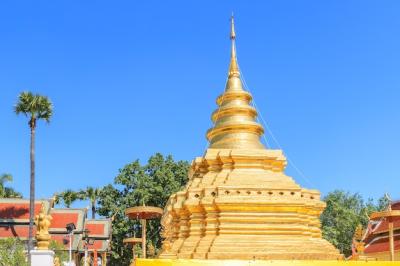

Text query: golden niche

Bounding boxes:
[158,16,341,260]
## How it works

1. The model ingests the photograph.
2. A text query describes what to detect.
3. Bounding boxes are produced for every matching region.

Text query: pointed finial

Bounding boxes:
[384,193,392,211]
[384,193,391,201]
[230,13,236,40]
[228,14,239,77]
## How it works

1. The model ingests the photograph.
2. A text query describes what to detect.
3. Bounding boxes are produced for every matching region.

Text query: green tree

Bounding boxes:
[78,186,102,219]
[0,238,27,266]
[97,153,189,265]
[49,240,68,264]
[320,190,380,257]
[14,91,53,256]
[0,174,22,198]
[57,189,79,208]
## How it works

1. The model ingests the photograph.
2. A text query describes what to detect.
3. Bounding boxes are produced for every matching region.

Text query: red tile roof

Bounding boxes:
[85,220,111,239]
[363,201,400,256]
[89,240,106,250]
[365,235,400,253]
[86,223,104,235]
[0,198,111,252]
[0,225,35,239]
[51,213,80,229]
[373,218,400,234]
[0,203,40,219]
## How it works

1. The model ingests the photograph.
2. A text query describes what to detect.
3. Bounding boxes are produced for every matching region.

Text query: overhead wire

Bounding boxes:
[200,30,316,188]
[237,55,315,188]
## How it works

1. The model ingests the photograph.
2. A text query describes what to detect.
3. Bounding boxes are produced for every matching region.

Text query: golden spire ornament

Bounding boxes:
[229,15,239,77]
[207,15,265,149]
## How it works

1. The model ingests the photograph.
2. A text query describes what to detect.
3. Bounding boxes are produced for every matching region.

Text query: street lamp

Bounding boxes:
[66,223,76,266]
[83,229,95,266]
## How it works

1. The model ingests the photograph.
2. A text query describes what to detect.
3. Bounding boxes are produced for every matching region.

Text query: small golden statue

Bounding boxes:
[351,224,368,260]
[53,257,61,266]
[161,241,171,253]
[354,224,365,242]
[148,242,156,257]
[80,256,92,265]
[34,204,52,250]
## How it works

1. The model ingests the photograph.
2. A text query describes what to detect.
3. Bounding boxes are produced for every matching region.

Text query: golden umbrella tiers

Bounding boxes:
[370,210,400,220]
[125,206,163,220]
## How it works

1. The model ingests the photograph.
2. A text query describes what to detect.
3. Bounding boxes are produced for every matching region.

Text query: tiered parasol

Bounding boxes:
[124,206,163,259]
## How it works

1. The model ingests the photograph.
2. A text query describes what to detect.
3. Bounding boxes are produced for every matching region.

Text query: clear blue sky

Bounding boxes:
[1,1,399,207]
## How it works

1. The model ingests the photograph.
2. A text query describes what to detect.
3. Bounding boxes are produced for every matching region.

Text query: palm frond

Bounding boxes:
[4,187,22,198]
[60,189,79,208]
[14,91,53,124]
[0,174,12,184]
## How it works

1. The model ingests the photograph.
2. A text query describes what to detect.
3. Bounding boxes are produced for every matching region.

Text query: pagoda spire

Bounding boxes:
[159,16,342,262]
[206,16,265,149]
[229,15,240,78]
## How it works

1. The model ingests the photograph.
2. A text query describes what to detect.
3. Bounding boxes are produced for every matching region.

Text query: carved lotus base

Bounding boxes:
[36,233,51,250]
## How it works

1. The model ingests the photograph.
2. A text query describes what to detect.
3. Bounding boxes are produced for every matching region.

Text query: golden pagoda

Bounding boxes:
[156,16,341,261]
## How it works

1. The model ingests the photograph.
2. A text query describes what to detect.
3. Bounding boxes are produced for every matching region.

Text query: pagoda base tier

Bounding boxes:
[136,259,400,266]
[162,237,340,260]
[160,149,342,260]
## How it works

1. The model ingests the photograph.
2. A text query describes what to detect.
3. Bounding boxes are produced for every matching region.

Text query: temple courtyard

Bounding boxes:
[1,2,400,266]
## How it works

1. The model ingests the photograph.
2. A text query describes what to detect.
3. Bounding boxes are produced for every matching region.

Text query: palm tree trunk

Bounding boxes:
[28,122,36,261]
[91,200,96,219]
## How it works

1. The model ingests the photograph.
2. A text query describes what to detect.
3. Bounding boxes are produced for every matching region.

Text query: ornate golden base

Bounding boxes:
[136,259,400,266]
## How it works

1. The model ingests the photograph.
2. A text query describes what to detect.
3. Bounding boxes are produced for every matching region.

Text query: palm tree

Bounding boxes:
[0,174,22,198]
[59,189,79,208]
[53,192,62,207]
[0,174,12,197]
[78,186,102,219]
[14,92,53,256]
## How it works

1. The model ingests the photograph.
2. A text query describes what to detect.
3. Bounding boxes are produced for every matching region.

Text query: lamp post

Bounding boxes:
[66,223,76,266]
[83,229,95,266]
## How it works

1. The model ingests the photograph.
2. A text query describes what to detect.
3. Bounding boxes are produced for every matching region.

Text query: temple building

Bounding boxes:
[0,198,111,265]
[363,201,400,260]
[158,17,341,260]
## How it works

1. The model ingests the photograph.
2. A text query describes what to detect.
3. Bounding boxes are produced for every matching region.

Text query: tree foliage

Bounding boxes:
[0,238,27,266]
[78,186,102,219]
[321,190,387,257]
[49,240,68,264]
[14,91,53,125]
[56,189,80,208]
[97,153,189,265]
[0,174,22,198]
